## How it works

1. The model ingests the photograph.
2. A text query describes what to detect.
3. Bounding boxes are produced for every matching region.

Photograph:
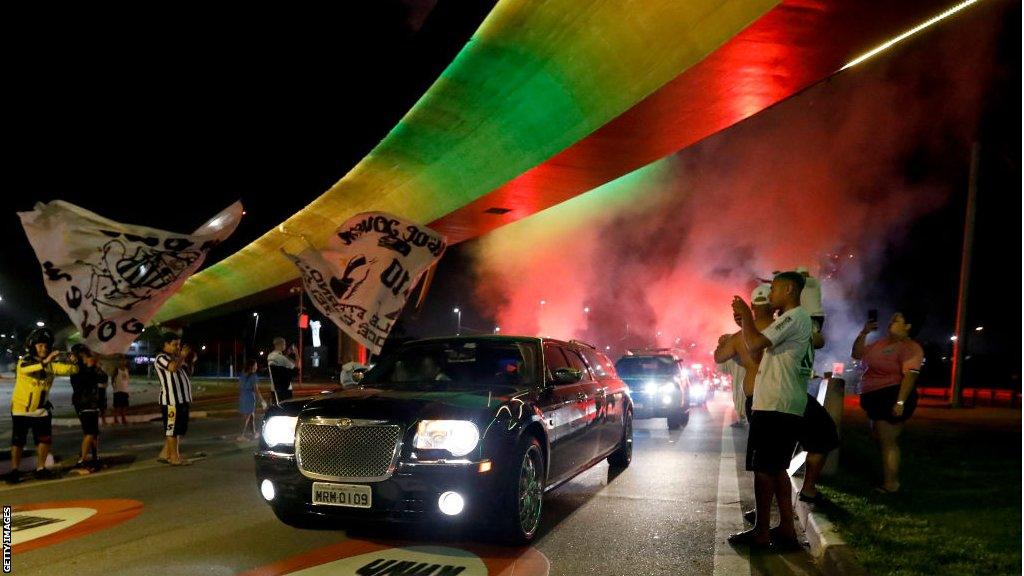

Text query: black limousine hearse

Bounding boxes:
[255,336,632,543]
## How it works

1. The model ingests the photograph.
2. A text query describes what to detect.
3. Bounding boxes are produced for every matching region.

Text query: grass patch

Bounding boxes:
[819,402,1021,576]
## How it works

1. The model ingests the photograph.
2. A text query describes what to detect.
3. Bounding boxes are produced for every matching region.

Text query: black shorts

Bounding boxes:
[860,386,917,423]
[11,415,53,447]
[77,409,100,436]
[746,410,802,473]
[98,388,108,410]
[800,393,839,454]
[161,403,190,437]
[113,391,129,408]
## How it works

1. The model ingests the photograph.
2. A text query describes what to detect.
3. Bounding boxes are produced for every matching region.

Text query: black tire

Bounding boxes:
[607,411,633,468]
[495,436,545,545]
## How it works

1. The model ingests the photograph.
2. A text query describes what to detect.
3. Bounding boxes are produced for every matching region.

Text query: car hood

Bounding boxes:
[298,385,531,426]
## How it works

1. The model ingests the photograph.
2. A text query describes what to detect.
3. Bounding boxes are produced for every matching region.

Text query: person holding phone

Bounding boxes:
[852,308,924,494]
[155,333,194,466]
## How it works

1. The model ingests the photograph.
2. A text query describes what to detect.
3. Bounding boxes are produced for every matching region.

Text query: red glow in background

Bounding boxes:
[468,8,998,366]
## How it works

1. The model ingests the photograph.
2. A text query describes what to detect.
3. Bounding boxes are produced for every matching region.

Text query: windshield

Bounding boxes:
[362,340,541,389]
[615,356,679,378]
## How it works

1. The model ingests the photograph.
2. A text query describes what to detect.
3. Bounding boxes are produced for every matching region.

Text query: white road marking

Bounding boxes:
[713,403,750,576]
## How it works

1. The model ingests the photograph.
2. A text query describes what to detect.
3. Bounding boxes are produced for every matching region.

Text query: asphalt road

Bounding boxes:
[0,392,823,576]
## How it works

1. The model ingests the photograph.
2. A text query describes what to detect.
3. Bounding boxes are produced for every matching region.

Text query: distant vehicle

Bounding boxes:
[687,363,715,404]
[255,336,631,544]
[615,350,696,429]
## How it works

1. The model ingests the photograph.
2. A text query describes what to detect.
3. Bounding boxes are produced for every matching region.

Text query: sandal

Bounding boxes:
[156,457,170,464]
[769,527,806,552]
[798,491,828,505]
[728,529,771,550]
[168,459,192,466]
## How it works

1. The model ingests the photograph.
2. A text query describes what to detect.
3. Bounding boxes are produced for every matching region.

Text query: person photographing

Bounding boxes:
[852,308,924,494]
[155,333,194,466]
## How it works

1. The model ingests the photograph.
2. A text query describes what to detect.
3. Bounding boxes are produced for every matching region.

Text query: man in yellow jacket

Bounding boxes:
[5,328,78,484]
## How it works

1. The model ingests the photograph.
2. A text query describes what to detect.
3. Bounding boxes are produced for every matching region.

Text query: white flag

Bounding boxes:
[284,212,447,355]
[18,200,243,354]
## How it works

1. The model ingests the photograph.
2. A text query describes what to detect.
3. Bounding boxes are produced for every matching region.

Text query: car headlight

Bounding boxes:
[644,382,659,394]
[262,416,298,447]
[414,420,480,457]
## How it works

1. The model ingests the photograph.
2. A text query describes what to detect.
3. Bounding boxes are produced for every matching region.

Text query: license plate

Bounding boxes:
[312,482,372,508]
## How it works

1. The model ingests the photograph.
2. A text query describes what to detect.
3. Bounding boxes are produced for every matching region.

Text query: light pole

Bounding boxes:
[252,312,260,346]
[453,308,462,335]
[289,286,304,386]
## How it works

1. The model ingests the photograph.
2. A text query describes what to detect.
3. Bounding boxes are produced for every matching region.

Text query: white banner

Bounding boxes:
[284,212,446,355]
[18,200,243,354]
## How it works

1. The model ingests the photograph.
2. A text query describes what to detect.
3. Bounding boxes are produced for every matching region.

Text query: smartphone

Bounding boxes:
[867,309,878,323]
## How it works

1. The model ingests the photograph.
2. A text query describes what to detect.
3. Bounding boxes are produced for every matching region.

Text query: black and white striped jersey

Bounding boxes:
[155,353,192,405]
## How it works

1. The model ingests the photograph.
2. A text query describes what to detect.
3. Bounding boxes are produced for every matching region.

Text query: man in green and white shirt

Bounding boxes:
[729,271,812,550]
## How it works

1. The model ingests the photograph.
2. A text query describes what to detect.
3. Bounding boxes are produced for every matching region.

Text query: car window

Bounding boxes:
[615,356,679,377]
[580,348,615,379]
[363,340,540,388]
[562,348,594,381]
[543,344,571,382]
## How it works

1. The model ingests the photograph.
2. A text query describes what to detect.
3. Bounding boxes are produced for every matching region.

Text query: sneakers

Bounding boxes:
[3,470,21,485]
[33,468,58,480]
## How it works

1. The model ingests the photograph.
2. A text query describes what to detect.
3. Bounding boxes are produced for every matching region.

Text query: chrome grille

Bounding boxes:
[296,420,402,482]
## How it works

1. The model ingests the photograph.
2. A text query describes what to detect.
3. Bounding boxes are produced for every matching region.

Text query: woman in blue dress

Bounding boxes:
[238,360,262,441]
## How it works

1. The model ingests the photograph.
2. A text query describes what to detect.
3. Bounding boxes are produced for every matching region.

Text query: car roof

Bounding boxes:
[407,335,543,346]
[616,354,680,361]
[406,335,601,350]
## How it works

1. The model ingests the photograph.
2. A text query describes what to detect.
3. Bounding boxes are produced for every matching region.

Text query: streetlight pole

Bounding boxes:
[453,308,461,335]
[252,312,260,347]
[290,286,304,386]
[950,142,979,408]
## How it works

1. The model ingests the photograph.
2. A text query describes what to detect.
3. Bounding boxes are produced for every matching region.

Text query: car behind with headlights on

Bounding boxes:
[255,336,631,544]
[614,351,696,429]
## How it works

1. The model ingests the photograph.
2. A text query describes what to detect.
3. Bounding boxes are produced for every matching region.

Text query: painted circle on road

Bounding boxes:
[242,539,549,576]
[10,499,144,553]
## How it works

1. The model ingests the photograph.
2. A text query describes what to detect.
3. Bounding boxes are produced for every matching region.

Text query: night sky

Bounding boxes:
[2,2,1019,387]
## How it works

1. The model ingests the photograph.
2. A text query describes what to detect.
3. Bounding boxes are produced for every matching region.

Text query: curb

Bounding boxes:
[52,411,210,427]
[793,487,870,576]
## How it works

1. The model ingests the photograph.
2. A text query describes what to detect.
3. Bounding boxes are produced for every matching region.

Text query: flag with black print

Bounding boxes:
[284,212,446,355]
[18,200,243,354]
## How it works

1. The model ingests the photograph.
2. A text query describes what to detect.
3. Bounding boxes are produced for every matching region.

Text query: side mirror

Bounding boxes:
[552,367,583,385]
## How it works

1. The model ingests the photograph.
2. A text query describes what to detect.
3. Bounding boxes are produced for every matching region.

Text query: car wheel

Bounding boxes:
[607,411,633,468]
[496,436,545,545]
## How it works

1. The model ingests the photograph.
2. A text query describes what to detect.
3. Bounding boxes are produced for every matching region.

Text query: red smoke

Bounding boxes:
[469,6,999,365]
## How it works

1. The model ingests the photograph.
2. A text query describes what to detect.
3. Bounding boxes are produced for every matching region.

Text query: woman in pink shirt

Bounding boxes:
[852,310,924,494]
